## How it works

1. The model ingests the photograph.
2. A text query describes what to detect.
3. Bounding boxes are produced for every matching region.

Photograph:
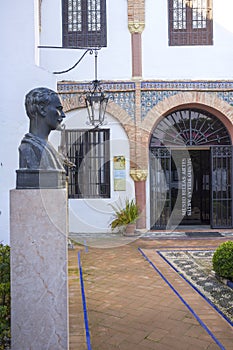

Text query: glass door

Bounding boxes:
[150,146,233,229]
[177,150,210,225]
[150,148,211,229]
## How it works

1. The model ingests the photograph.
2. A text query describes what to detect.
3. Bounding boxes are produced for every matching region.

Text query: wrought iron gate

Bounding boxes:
[150,148,171,229]
[150,146,233,229]
[211,146,233,228]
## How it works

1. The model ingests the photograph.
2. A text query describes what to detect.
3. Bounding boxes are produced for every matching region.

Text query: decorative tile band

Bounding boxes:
[58,81,136,119]
[111,91,135,120]
[57,81,136,93]
[141,81,233,90]
[59,90,135,120]
[141,90,233,120]
[58,81,233,121]
[141,90,179,119]
[58,80,233,93]
[217,91,233,105]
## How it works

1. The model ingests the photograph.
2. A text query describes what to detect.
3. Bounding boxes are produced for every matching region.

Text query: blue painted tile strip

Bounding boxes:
[138,248,226,350]
[78,251,92,350]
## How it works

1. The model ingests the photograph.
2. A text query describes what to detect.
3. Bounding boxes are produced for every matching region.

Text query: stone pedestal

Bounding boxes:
[10,188,69,350]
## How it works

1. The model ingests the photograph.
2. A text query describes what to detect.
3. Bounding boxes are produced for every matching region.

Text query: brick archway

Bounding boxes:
[61,95,137,162]
[106,101,135,136]
[140,92,233,166]
[140,91,233,230]
[61,95,135,138]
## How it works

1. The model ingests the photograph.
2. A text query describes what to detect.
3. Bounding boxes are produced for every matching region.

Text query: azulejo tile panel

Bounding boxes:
[217,91,233,105]
[111,91,135,120]
[141,90,179,119]
[141,81,233,120]
[141,90,233,120]
[141,81,233,90]
[58,81,233,122]
[57,81,135,93]
[58,81,136,120]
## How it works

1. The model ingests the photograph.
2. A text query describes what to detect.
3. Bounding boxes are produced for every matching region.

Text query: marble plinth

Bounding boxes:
[10,189,69,350]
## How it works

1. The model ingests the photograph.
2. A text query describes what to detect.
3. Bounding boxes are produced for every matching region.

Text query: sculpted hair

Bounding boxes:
[25,87,57,119]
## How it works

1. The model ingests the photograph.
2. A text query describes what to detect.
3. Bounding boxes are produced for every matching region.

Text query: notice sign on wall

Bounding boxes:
[113,156,126,191]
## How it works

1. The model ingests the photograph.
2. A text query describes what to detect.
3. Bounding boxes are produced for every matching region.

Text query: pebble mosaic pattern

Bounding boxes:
[159,250,233,324]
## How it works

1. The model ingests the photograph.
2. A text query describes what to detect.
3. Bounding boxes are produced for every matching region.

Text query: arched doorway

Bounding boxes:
[149,108,232,229]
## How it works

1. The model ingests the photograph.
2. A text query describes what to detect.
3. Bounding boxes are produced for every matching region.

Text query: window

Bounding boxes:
[62,0,107,48]
[168,0,213,46]
[65,129,110,198]
[150,109,231,146]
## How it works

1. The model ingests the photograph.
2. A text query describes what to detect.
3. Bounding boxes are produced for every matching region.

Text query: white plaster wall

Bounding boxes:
[39,0,233,81]
[2,0,233,242]
[40,0,131,81]
[0,1,56,244]
[143,0,233,80]
[50,110,135,233]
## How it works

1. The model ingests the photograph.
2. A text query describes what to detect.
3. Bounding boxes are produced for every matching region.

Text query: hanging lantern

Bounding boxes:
[85,80,109,126]
[49,46,110,126]
[84,50,109,127]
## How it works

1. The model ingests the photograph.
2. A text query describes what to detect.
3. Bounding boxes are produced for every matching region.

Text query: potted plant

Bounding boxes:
[110,198,140,235]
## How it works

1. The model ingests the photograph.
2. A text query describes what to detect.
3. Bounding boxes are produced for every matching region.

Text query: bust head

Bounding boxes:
[25,88,56,118]
[25,87,65,139]
[16,87,67,189]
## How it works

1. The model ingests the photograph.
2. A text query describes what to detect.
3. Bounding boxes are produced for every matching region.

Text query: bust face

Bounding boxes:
[43,94,66,131]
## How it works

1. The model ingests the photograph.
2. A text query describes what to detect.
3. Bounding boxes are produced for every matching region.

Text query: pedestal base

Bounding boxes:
[16,169,66,189]
[10,189,69,350]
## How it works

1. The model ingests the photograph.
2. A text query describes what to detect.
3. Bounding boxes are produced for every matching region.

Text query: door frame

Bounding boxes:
[150,146,233,229]
[210,145,233,228]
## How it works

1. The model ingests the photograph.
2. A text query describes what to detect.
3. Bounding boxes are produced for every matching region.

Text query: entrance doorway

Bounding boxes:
[171,149,210,225]
[149,108,232,229]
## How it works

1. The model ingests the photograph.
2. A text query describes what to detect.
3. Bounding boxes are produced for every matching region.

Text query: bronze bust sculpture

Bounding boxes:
[17,87,67,189]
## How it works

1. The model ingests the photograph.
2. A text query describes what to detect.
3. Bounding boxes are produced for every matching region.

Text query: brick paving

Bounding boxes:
[68,237,233,349]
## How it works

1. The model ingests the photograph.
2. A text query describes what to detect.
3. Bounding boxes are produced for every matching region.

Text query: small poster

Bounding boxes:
[113,156,126,191]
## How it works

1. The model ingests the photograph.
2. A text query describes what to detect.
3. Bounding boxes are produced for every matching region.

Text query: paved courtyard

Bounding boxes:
[68,236,233,350]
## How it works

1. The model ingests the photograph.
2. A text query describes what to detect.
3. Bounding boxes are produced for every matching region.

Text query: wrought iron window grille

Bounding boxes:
[168,0,213,46]
[63,129,110,198]
[62,0,107,48]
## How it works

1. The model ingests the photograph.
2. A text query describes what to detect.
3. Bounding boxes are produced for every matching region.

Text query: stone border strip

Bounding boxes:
[157,250,233,326]
[78,251,92,350]
[216,275,233,290]
[138,248,226,350]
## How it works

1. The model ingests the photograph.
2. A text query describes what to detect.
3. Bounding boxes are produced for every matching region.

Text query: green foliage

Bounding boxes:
[0,243,11,349]
[212,241,233,281]
[110,199,140,229]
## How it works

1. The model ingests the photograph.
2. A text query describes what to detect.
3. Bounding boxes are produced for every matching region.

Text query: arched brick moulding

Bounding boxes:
[139,92,233,230]
[141,92,233,158]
